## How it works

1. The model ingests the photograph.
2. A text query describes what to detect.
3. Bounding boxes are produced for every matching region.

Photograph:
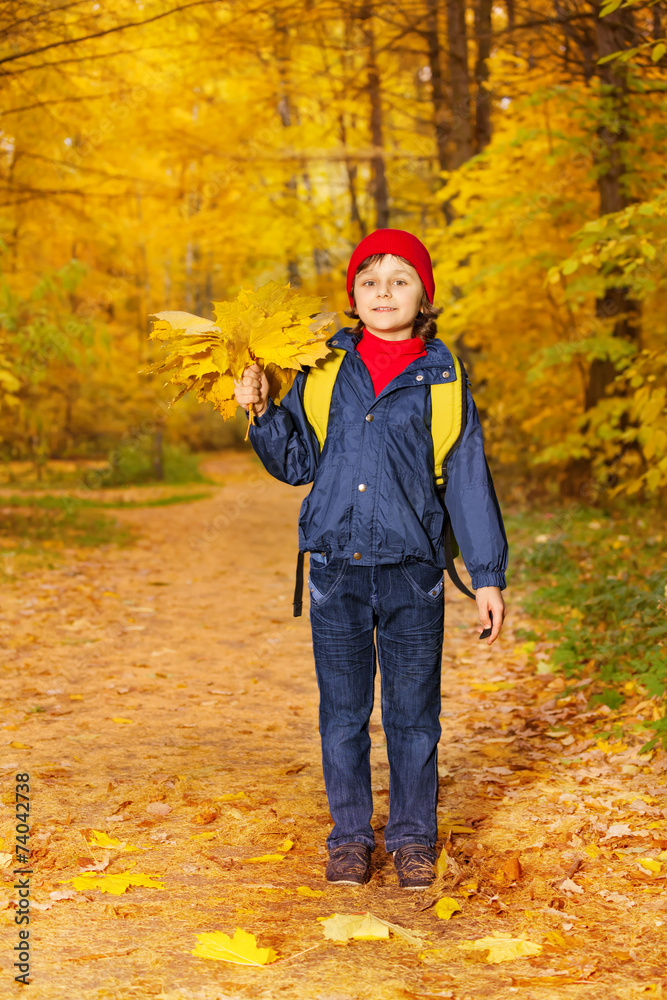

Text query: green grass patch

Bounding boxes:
[505,499,667,751]
[0,491,212,510]
[0,506,134,551]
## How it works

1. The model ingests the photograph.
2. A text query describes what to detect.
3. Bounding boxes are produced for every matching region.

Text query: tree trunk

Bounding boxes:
[473,0,493,152]
[588,1,642,411]
[563,2,642,497]
[275,19,302,286]
[360,4,390,229]
[446,0,474,168]
[425,0,450,174]
[338,114,366,239]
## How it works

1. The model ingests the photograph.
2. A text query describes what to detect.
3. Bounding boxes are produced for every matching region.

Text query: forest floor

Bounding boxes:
[0,449,666,1000]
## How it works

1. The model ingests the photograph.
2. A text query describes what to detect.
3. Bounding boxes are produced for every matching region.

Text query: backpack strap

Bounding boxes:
[432,353,466,489]
[302,348,347,450]
[432,355,475,600]
[293,549,305,617]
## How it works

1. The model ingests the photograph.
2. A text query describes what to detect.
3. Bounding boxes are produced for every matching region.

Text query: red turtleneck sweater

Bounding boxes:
[355,326,427,397]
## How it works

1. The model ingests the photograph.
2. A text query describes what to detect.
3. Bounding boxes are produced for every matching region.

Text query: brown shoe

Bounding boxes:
[392,843,437,889]
[325,843,372,885]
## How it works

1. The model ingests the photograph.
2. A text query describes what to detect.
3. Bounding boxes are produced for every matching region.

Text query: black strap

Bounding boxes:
[293,550,305,617]
[444,515,475,600]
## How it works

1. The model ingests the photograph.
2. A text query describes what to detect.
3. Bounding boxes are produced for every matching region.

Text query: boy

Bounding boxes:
[234,229,507,888]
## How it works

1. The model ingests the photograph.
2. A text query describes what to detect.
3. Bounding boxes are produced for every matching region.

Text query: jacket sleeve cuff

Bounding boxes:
[471,572,507,591]
[247,398,278,429]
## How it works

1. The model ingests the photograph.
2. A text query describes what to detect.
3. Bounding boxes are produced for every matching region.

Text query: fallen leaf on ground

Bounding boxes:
[319,912,389,941]
[8,741,32,749]
[511,965,598,986]
[278,837,294,852]
[87,830,140,852]
[602,824,635,840]
[598,889,635,906]
[191,928,278,965]
[500,857,523,882]
[77,852,110,872]
[434,897,462,920]
[458,933,542,963]
[559,878,584,894]
[319,912,424,946]
[193,808,219,824]
[638,858,661,873]
[111,717,135,725]
[63,872,165,895]
[146,802,172,816]
[435,847,449,877]
[297,886,324,898]
[243,853,285,863]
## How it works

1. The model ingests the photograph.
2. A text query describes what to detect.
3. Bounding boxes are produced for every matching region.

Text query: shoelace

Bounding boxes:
[396,846,435,875]
[332,844,369,868]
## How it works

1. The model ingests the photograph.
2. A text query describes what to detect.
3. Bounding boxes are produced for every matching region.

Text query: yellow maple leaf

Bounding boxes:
[458,934,542,963]
[64,872,164,895]
[638,858,661,873]
[87,831,140,852]
[278,838,294,853]
[297,886,325,898]
[434,897,462,920]
[192,928,278,966]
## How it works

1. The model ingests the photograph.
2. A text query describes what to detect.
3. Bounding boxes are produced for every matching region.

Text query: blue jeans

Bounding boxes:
[308,554,444,853]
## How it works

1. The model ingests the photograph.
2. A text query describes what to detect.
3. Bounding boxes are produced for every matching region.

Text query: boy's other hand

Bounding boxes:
[233,363,269,418]
[475,586,506,645]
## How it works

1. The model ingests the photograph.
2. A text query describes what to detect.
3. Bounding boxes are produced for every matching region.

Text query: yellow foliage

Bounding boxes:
[144,283,337,422]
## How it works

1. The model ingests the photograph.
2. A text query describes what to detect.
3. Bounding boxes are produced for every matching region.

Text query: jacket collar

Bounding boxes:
[326,327,456,371]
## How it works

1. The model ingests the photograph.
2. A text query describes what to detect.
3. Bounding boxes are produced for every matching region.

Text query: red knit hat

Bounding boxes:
[346,228,435,304]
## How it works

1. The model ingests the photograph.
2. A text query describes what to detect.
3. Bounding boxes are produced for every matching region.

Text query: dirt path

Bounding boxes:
[1,450,665,1000]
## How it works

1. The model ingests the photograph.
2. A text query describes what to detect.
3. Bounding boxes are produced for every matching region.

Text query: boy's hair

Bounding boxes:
[343,253,442,343]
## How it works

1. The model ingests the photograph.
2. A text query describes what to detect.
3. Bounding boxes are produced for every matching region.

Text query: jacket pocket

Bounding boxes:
[399,560,444,602]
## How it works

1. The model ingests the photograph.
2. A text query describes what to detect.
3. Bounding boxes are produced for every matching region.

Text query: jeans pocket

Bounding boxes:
[399,560,444,602]
[308,556,347,607]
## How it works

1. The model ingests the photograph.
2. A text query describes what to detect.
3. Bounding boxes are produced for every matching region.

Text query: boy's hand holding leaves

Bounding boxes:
[143,281,337,440]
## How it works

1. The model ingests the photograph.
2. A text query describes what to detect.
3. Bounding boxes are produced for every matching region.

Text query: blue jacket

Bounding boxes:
[247,327,508,590]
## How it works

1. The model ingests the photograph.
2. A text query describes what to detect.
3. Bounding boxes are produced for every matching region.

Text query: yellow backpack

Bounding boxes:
[292,346,476,615]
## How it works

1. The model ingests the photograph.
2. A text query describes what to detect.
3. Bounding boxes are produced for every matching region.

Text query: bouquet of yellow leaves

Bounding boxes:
[143,282,337,440]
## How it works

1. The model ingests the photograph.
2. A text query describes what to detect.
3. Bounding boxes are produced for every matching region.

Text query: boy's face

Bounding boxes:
[353,255,424,339]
